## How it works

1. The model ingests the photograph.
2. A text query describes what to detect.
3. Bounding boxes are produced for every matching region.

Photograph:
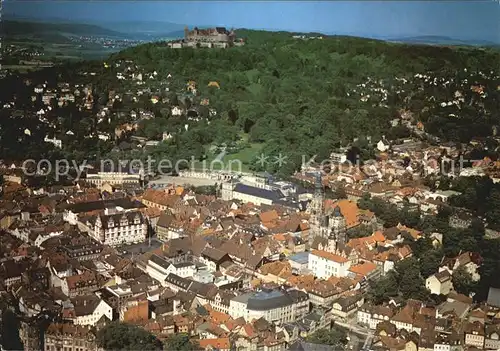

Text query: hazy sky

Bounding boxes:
[5,1,500,41]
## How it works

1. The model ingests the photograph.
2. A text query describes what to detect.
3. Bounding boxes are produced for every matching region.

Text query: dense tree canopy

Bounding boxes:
[163,334,198,351]
[96,322,163,351]
[306,327,348,347]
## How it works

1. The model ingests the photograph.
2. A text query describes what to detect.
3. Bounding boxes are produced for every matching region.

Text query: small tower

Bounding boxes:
[184,26,189,40]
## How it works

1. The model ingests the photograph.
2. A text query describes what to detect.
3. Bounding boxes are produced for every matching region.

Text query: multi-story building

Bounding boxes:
[484,324,500,350]
[68,295,113,327]
[228,288,309,324]
[308,250,351,279]
[44,323,98,351]
[464,321,485,348]
[63,242,103,262]
[62,271,99,297]
[63,198,145,226]
[85,208,147,246]
[145,254,195,285]
[85,164,143,187]
[357,303,395,330]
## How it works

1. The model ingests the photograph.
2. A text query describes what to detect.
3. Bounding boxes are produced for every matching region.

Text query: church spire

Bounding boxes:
[308,171,326,245]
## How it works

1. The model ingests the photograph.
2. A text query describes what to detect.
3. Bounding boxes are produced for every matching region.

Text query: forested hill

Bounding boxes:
[5,29,498,176]
[113,29,500,73]
[106,30,500,173]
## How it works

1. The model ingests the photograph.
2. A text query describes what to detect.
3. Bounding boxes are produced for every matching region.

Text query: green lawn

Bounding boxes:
[191,135,263,173]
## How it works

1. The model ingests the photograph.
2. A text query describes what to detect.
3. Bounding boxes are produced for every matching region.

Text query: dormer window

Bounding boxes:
[108,220,114,228]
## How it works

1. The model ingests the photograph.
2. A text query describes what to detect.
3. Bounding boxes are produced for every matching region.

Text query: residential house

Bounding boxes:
[70,294,113,327]
[200,247,232,272]
[198,338,231,351]
[357,303,395,330]
[463,321,485,348]
[44,323,98,351]
[62,271,99,297]
[288,252,310,275]
[145,254,195,285]
[331,294,365,320]
[484,324,500,350]
[426,269,453,296]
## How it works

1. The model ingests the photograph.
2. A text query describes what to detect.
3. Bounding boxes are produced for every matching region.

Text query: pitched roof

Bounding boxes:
[259,210,279,223]
[311,249,349,263]
[198,337,230,350]
[433,269,451,283]
[349,262,378,277]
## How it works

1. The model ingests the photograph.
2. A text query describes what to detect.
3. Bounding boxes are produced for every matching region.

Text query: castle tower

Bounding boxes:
[326,206,347,253]
[184,26,189,40]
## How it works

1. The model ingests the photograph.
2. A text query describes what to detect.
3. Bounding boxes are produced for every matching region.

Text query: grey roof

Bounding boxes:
[438,300,470,318]
[172,261,195,269]
[289,252,310,264]
[201,247,229,262]
[91,211,145,230]
[231,292,252,304]
[487,287,500,308]
[66,198,145,213]
[247,288,307,311]
[149,254,171,270]
[233,183,284,202]
[165,273,191,289]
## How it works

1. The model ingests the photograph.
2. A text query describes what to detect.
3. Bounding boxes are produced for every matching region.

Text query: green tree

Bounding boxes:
[1,308,24,351]
[306,327,348,348]
[452,266,477,296]
[163,334,198,351]
[333,186,347,200]
[419,249,443,279]
[96,322,163,351]
[347,224,374,239]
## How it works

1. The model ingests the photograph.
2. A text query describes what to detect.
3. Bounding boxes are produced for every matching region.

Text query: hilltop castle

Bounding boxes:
[184,26,236,44]
[168,26,243,49]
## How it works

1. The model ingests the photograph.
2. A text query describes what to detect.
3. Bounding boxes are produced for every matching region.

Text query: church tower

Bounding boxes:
[326,206,347,253]
[307,172,328,244]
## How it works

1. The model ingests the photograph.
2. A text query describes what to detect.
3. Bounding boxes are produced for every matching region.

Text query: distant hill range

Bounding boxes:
[2,20,125,37]
[2,15,192,40]
[386,35,500,47]
[3,15,498,48]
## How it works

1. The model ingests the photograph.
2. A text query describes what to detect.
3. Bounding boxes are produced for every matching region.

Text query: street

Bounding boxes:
[333,317,373,351]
